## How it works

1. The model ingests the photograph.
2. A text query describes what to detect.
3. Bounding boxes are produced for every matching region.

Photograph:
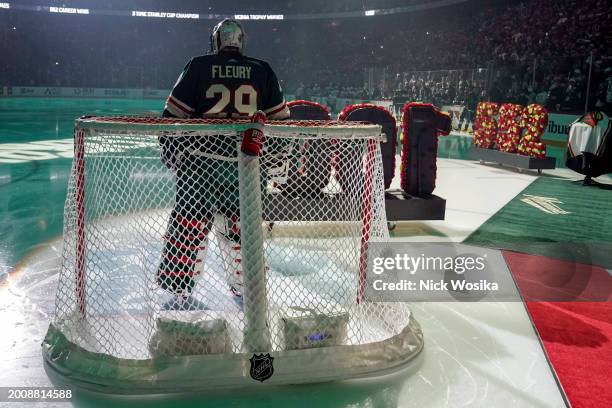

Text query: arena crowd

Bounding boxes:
[0,0,610,114]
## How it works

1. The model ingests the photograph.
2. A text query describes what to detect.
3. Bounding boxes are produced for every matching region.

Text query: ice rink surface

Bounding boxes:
[0,157,571,407]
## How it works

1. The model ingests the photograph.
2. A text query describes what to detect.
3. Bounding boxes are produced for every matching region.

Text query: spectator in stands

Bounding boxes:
[548,77,565,111]
[489,82,504,104]
[562,79,584,113]
[535,82,549,106]
[1,0,609,113]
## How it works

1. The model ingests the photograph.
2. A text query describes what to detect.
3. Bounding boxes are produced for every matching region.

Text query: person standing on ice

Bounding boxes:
[158,19,290,310]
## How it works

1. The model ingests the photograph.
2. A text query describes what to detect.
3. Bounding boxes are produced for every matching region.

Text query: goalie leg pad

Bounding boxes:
[157,210,212,294]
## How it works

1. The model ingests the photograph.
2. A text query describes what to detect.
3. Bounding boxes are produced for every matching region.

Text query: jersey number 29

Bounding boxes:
[205,84,258,115]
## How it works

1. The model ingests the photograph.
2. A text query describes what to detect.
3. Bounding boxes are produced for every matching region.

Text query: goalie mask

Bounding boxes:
[210,19,246,54]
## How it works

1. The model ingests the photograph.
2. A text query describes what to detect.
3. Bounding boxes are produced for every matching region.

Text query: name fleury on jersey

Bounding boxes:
[212,65,252,79]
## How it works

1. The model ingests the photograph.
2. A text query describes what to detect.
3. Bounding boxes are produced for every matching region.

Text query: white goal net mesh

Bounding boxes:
[44,117,422,391]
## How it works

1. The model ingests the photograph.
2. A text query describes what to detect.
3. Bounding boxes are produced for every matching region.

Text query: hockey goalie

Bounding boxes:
[157,19,290,311]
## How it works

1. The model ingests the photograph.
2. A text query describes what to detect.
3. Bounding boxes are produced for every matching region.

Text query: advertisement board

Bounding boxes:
[0,86,170,99]
[542,113,580,143]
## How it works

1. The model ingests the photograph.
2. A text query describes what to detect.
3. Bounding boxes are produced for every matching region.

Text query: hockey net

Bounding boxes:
[43,116,423,391]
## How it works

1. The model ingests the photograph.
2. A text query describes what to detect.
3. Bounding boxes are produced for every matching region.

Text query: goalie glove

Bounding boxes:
[241,111,266,156]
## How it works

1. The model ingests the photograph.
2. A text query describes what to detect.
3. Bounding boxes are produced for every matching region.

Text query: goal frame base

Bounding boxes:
[42,313,423,394]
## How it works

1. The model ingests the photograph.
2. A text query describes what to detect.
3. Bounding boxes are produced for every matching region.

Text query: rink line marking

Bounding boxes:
[0,138,158,163]
[0,138,74,163]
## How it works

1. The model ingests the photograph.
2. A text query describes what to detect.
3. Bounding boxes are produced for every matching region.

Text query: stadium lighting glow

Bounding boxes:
[49,7,89,14]
[131,11,199,19]
[0,2,452,20]
[234,14,284,20]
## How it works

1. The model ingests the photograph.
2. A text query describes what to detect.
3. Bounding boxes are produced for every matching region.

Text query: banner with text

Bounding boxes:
[542,113,580,143]
[364,242,606,302]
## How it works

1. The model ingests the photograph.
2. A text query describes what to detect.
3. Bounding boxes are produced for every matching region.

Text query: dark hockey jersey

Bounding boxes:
[163,50,289,120]
[566,112,612,178]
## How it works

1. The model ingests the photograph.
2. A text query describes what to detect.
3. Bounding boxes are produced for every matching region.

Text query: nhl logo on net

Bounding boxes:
[249,353,274,382]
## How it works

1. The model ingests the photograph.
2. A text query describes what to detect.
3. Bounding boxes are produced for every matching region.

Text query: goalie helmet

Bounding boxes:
[210,19,246,54]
